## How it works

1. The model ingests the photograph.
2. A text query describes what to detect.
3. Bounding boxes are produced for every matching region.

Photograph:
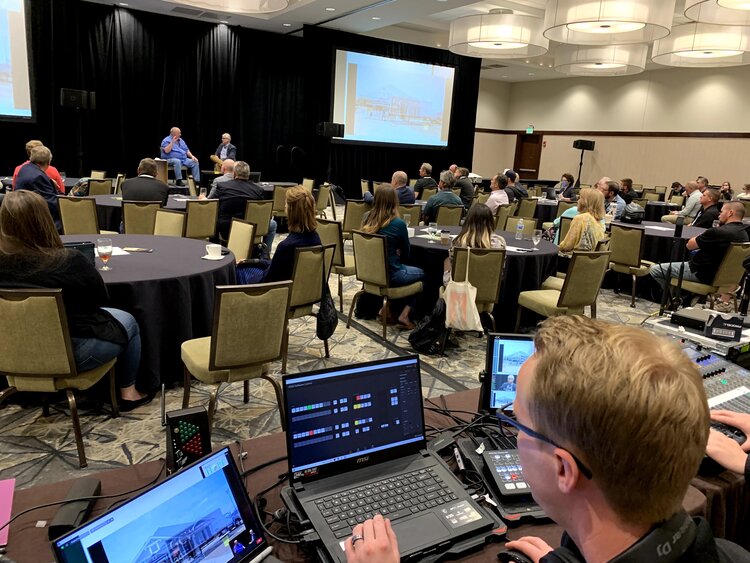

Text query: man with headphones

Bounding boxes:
[344,317,750,563]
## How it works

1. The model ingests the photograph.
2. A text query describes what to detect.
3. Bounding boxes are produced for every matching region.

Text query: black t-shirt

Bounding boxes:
[689,222,749,283]
[691,205,720,229]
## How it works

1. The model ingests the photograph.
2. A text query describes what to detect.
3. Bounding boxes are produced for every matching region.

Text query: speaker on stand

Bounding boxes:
[572,139,595,188]
[317,122,344,184]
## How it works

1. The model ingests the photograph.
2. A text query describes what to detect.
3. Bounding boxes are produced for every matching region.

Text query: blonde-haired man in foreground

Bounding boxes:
[345,317,750,563]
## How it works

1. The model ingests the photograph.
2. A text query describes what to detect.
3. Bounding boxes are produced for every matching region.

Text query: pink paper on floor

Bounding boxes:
[0,478,15,546]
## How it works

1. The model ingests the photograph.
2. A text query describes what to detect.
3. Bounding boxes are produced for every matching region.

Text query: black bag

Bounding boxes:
[408,298,447,355]
[620,202,645,224]
[316,283,338,340]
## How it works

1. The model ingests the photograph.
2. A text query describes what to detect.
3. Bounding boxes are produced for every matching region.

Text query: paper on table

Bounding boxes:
[416,234,456,240]
[94,247,131,257]
[0,478,14,545]
[505,245,532,252]
[645,226,674,231]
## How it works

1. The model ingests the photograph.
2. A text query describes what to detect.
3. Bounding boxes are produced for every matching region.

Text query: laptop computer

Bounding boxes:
[481,333,535,416]
[282,356,494,562]
[52,447,273,563]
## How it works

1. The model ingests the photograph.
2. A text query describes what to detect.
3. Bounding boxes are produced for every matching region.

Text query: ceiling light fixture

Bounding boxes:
[372,16,381,20]
[325,7,335,11]
[282,23,292,27]
[652,22,750,67]
[449,10,548,58]
[684,0,750,25]
[168,0,288,15]
[544,0,675,45]
[554,44,648,75]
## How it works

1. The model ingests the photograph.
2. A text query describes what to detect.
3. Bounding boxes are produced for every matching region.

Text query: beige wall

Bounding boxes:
[473,66,750,186]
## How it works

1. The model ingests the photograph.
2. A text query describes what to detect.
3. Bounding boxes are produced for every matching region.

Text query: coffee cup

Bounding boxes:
[440,231,450,245]
[206,243,222,258]
[407,227,415,238]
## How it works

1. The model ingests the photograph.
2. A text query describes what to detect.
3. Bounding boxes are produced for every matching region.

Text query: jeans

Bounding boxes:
[649,262,701,289]
[391,265,425,308]
[167,158,200,181]
[71,308,141,389]
[264,219,278,258]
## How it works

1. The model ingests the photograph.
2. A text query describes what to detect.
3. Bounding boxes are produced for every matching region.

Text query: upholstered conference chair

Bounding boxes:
[153,209,186,237]
[315,184,333,219]
[516,199,537,219]
[181,282,292,429]
[122,201,160,234]
[302,178,315,192]
[244,200,273,248]
[186,175,198,197]
[436,205,463,227]
[185,199,218,240]
[341,200,371,240]
[226,218,256,262]
[494,204,513,232]
[58,196,117,235]
[0,288,120,468]
[505,216,536,238]
[317,219,356,313]
[398,204,421,227]
[272,185,293,220]
[421,188,437,202]
[87,179,112,196]
[608,224,653,307]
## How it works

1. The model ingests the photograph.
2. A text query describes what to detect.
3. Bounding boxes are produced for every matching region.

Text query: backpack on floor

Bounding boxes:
[409,298,447,355]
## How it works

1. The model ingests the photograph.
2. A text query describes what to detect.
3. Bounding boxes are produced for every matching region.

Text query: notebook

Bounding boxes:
[481,333,535,415]
[52,448,272,563]
[282,356,494,562]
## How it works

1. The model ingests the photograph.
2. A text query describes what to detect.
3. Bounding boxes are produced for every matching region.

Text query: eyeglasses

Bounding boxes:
[497,412,593,480]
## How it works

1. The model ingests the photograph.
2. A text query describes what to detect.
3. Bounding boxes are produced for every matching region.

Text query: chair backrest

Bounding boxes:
[579,184,591,189]
[669,195,685,206]
[342,200,372,234]
[476,192,490,205]
[421,188,437,201]
[451,247,506,305]
[227,219,256,262]
[244,200,273,239]
[609,224,645,268]
[289,245,334,310]
[409,179,417,187]
[505,216,536,237]
[272,185,293,214]
[90,170,106,180]
[654,186,666,194]
[644,192,660,202]
[494,204,512,231]
[114,173,125,195]
[712,242,750,288]
[302,178,315,192]
[527,187,539,198]
[58,196,100,235]
[87,179,112,196]
[450,188,461,197]
[556,200,576,218]
[633,183,644,189]
[436,205,463,226]
[186,175,198,197]
[398,204,420,227]
[316,219,345,268]
[352,231,390,288]
[153,209,186,237]
[631,198,648,208]
[641,186,656,194]
[0,289,77,387]
[558,251,612,309]
[558,215,573,242]
[741,201,750,218]
[316,184,331,213]
[122,201,160,235]
[360,179,370,197]
[185,200,218,239]
[516,199,538,219]
[209,282,292,373]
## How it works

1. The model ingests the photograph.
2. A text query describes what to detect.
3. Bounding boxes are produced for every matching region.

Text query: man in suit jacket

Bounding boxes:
[210,132,237,171]
[15,145,61,231]
[121,158,169,205]
[12,139,65,194]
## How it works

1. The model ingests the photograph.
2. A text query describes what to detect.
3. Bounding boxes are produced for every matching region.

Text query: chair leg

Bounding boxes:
[338,274,344,314]
[281,326,289,374]
[709,294,715,310]
[182,366,191,409]
[347,290,364,329]
[382,297,389,340]
[207,383,222,427]
[591,300,597,319]
[109,368,120,418]
[244,380,250,404]
[614,273,621,295]
[262,374,286,431]
[66,389,87,469]
[630,274,637,308]
[324,338,330,358]
[438,327,452,355]
[0,386,17,405]
[486,312,496,332]
[515,306,523,332]
[42,394,50,417]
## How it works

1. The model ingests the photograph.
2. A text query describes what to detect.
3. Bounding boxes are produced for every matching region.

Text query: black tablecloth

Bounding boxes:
[60,234,236,390]
[408,227,558,331]
[645,201,680,222]
[535,200,557,226]
[611,220,705,263]
[94,194,190,232]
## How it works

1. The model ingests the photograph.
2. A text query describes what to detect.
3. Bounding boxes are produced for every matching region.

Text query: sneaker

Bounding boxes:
[175,179,184,186]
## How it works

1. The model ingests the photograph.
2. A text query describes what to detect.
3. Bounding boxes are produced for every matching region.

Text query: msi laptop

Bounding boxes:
[283,356,494,562]
[482,333,535,416]
[52,448,273,563]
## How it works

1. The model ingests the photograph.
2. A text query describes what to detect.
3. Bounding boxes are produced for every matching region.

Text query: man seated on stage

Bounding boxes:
[15,145,62,232]
[160,126,200,186]
[691,188,721,229]
[650,202,748,308]
[210,132,236,172]
[422,170,461,224]
[344,317,750,563]
[121,158,169,206]
[13,139,65,194]
[213,160,276,257]
[207,159,235,198]
[662,181,702,224]
[413,162,437,200]
[364,171,414,205]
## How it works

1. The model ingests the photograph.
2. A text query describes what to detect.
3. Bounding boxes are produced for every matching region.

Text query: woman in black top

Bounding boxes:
[0,190,150,410]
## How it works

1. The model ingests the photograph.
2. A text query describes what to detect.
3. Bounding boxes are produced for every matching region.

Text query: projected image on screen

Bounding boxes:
[0,0,32,119]
[333,50,455,147]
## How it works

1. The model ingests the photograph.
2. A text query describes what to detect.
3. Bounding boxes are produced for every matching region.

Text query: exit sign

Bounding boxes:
[526,126,534,134]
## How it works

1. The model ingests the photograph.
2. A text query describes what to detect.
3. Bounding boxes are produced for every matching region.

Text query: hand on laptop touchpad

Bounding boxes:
[393,513,450,553]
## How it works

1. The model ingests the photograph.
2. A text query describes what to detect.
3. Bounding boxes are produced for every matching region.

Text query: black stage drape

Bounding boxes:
[3,2,480,197]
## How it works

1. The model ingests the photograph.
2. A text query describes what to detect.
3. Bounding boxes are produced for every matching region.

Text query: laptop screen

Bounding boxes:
[53,448,270,563]
[484,333,535,412]
[283,356,425,483]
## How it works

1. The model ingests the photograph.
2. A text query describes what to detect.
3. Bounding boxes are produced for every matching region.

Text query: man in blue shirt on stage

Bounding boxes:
[160,126,200,185]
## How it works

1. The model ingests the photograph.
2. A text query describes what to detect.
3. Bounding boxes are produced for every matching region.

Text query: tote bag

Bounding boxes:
[444,248,484,332]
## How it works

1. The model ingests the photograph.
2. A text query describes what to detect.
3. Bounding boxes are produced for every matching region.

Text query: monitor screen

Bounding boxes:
[332,50,455,147]
[0,0,33,120]
[485,334,535,411]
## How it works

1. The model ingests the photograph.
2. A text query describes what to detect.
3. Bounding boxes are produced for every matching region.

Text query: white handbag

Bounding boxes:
[444,248,483,332]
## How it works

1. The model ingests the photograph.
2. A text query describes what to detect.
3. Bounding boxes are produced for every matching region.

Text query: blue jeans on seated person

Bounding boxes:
[167,158,200,182]
[390,265,425,307]
[71,308,141,389]
[649,261,700,289]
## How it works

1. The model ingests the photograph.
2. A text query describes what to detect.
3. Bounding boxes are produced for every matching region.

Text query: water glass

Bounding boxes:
[403,214,411,227]
[532,229,542,248]
[97,237,113,271]
[199,187,207,198]
[428,222,438,243]
[712,220,720,229]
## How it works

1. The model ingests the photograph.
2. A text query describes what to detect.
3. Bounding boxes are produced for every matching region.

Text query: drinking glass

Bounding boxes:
[97,237,113,271]
[199,187,207,198]
[403,214,411,227]
[532,229,542,248]
[428,222,438,243]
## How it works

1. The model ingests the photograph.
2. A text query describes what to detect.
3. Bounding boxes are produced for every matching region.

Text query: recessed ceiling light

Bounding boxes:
[325,7,335,11]
[528,72,535,75]
[219,20,228,24]
[282,23,292,26]
[436,43,442,47]
[119,2,128,5]
[525,60,530,63]
[502,75,508,78]
[372,16,381,20]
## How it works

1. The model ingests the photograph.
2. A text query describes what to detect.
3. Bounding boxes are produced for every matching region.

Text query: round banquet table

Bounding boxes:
[408,226,558,331]
[610,220,705,263]
[644,201,680,222]
[60,234,236,391]
[534,199,558,226]
[93,194,191,232]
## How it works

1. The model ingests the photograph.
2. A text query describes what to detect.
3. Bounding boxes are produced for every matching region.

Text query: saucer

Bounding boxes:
[201,254,224,261]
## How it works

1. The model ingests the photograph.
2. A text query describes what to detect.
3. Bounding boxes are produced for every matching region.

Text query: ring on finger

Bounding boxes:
[351,534,364,548]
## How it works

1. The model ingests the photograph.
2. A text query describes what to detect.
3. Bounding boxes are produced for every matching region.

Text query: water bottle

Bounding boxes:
[515,218,524,240]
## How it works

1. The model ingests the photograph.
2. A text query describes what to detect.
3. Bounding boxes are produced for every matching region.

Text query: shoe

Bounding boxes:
[119,392,155,412]
[712,301,734,314]
[397,319,416,330]
[175,179,184,187]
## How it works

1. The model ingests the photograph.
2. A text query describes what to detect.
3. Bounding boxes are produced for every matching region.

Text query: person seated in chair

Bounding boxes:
[13,139,65,194]
[14,145,62,232]
[210,132,236,172]
[413,162,437,200]
[662,181,701,224]
[207,159,235,198]
[485,173,510,215]
[121,158,169,206]
[619,178,637,204]
[160,126,200,186]
[691,188,721,229]
[422,170,462,224]
[558,188,606,253]
[364,171,414,205]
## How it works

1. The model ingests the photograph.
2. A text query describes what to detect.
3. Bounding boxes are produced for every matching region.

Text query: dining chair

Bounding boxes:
[608,224,653,307]
[272,185,294,220]
[505,216,536,238]
[87,179,112,196]
[317,219,356,313]
[227,218,256,262]
[421,188,438,201]
[302,178,315,192]
[436,205,463,227]
[122,201,161,235]
[244,200,274,247]
[516,199,538,219]
[185,200,218,240]
[58,196,117,235]
[341,200,372,240]
[153,209,186,237]
[315,184,332,219]
[186,175,198,197]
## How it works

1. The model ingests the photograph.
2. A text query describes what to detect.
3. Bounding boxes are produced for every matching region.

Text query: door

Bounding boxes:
[513,134,543,181]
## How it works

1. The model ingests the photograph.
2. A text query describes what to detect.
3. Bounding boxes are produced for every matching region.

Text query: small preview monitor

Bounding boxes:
[484,333,535,413]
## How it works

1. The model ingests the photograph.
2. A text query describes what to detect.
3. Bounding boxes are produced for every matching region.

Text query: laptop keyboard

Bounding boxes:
[314,468,459,539]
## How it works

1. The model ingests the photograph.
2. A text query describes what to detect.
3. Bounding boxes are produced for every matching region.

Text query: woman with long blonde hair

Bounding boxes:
[559,188,606,252]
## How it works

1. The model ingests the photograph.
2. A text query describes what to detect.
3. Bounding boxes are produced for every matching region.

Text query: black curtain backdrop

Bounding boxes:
[3,1,481,197]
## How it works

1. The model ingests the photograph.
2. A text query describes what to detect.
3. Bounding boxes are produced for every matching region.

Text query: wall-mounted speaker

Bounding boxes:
[573,139,595,151]
[316,122,344,138]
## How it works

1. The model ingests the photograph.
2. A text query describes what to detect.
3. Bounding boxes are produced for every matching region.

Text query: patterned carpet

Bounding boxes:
[0,217,660,489]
